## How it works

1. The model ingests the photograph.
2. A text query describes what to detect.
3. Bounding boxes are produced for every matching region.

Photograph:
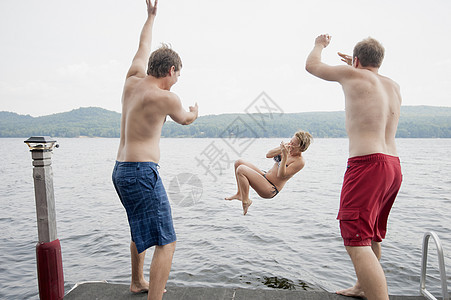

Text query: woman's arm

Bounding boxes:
[266,146,281,158]
[277,142,289,178]
[266,141,290,158]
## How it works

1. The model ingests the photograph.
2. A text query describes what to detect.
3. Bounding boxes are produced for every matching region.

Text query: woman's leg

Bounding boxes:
[226,159,264,200]
[235,164,275,215]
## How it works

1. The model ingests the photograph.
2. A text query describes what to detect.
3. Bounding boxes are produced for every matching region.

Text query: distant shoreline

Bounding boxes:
[1,106,450,138]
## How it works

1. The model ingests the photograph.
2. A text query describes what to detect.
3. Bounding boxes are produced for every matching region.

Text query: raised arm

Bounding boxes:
[267,142,292,158]
[305,34,353,83]
[266,146,282,158]
[126,0,158,79]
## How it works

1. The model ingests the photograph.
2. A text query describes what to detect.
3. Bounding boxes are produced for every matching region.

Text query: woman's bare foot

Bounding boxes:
[336,284,366,298]
[242,199,252,215]
[225,193,241,201]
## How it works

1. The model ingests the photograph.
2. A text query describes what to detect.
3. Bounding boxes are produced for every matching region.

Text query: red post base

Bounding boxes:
[36,239,64,300]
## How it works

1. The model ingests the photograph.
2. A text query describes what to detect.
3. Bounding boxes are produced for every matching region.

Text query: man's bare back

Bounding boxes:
[115,0,197,164]
[341,69,401,157]
[306,34,401,158]
[117,74,197,163]
[114,5,197,163]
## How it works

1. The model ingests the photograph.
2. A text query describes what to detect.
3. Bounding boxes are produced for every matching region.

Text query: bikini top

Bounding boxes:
[273,155,288,167]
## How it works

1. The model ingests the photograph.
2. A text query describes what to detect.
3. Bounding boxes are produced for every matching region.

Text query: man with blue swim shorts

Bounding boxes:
[307,35,402,300]
[112,1,198,299]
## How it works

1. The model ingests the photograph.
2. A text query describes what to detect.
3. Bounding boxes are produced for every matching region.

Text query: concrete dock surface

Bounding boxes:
[64,282,431,300]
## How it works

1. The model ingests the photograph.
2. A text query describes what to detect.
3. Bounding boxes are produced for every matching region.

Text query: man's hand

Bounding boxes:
[126,0,158,78]
[189,102,198,116]
[146,0,158,18]
[338,52,352,66]
[315,34,331,48]
[306,34,354,82]
[188,102,199,123]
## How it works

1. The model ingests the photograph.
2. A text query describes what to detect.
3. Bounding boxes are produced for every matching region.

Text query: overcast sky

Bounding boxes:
[1,0,450,117]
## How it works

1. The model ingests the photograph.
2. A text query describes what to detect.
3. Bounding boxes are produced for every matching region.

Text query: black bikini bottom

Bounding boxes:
[263,173,279,198]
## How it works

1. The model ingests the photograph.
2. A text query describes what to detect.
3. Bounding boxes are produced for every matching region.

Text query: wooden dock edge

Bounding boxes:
[64,281,429,299]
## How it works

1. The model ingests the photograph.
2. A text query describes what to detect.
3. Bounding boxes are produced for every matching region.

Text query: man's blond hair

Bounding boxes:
[353,37,385,68]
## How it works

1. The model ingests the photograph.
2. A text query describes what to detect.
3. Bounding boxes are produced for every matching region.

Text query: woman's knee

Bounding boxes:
[236,164,250,176]
[234,159,246,169]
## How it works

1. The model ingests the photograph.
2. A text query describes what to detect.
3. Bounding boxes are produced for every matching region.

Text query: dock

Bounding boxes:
[64,282,430,300]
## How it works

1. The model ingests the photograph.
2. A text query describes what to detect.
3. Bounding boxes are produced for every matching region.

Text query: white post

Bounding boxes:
[31,150,57,243]
[25,136,64,300]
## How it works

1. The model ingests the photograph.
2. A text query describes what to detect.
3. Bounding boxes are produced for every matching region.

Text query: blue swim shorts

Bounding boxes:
[112,161,176,253]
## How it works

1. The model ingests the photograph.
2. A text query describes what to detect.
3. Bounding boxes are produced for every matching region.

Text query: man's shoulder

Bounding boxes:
[125,79,176,98]
[348,70,398,89]
[123,75,146,93]
[140,89,181,114]
[379,74,400,88]
[149,89,178,103]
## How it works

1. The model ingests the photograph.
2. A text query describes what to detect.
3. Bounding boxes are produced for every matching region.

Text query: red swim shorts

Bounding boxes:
[337,153,402,247]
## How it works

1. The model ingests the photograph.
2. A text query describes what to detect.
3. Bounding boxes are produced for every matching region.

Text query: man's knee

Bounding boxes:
[345,245,356,257]
[345,245,375,261]
[371,240,381,248]
[159,241,176,253]
[371,240,382,258]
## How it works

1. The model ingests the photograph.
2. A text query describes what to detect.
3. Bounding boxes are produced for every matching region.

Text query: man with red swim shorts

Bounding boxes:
[307,35,402,300]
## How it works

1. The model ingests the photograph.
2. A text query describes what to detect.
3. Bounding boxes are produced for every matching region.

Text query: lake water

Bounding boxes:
[0,138,450,299]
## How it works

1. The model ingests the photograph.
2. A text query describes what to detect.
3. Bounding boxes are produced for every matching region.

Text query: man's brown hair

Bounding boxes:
[147,44,182,78]
[295,130,313,152]
[353,37,385,68]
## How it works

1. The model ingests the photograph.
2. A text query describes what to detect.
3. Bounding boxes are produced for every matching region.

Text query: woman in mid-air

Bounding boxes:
[225,130,313,215]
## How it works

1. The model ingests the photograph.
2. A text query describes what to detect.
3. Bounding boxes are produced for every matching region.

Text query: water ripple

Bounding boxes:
[1,138,450,299]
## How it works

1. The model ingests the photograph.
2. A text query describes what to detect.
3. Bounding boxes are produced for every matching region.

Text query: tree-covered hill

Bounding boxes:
[0,107,120,137]
[0,105,450,138]
[395,106,451,137]
[161,111,347,138]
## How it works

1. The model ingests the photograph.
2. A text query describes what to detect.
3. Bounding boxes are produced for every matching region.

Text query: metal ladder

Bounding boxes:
[420,231,449,300]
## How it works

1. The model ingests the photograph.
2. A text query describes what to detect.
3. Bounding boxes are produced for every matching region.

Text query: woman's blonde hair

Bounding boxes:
[294,130,313,152]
